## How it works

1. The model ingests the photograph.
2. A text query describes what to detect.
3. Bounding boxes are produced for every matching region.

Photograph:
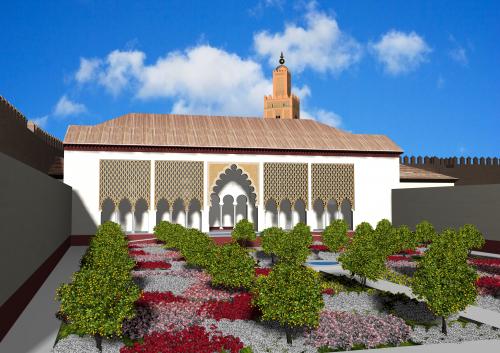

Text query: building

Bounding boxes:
[63,55,409,236]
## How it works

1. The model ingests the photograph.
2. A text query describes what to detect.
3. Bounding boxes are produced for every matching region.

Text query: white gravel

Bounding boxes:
[475,295,500,314]
[52,335,123,353]
[410,322,500,344]
[318,251,339,261]
[140,246,167,254]
[135,274,195,294]
[323,292,383,315]
[204,319,316,353]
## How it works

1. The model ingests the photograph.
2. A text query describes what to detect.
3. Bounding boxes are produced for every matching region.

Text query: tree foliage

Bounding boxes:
[231,219,256,245]
[207,243,256,289]
[338,222,386,285]
[458,224,485,251]
[412,228,478,334]
[154,221,186,248]
[322,219,349,252]
[177,228,215,268]
[415,220,436,244]
[252,263,324,343]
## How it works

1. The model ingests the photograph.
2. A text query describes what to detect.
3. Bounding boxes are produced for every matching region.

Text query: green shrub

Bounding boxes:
[57,267,140,350]
[395,225,418,251]
[207,243,256,289]
[178,228,215,268]
[338,222,386,286]
[272,231,311,265]
[231,219,256,245]
[290,222,313,248]
[322,219,349,252]
[154,221,186,248]
[412,228,478,335]
[415,220,436,244]
[458,224,485,251]
[253,263,324,344]
[261,227,285,263]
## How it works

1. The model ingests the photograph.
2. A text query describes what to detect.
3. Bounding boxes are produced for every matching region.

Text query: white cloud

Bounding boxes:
[54,95,87,117]
[75,58,102,83]
[29,115,49,128]
[253,5,362,74]
[302,108,342,127]
[449,46,468,66]
[98,50,145,95]
[371,30,431,75]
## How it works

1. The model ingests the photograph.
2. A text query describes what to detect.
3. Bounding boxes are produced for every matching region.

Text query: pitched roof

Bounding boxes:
[64,113,403,153]
[400,164,458,182]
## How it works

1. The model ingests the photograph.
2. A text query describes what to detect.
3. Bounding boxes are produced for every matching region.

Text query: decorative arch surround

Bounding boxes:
[155,160,203,209]
[264,162,308,208]
[311,163,355,209]
[99,160,151,210]
[208,163,259,207]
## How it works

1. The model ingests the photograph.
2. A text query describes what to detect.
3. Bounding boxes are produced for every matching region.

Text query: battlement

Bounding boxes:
[400,155,500,167]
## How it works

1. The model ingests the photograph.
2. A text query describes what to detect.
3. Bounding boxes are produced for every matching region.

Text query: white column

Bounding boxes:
[219,202,224,229]
[233,202,237,227]
[323,207,326,230]
[246,202,252,223]
[131,205,135,234]
[306,163,314,229]
[277,206,280,228]
[202,161,209,233]
[185,207,188,228]
[258,161,265,231]
[149,160,155,233]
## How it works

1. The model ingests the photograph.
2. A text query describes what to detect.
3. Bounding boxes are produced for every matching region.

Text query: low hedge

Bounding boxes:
[154,221,186,248]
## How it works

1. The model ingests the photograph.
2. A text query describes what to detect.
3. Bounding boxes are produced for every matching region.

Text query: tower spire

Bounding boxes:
[279,52,285,65]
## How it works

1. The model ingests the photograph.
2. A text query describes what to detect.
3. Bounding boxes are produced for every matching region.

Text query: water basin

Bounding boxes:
[307,261,339,266]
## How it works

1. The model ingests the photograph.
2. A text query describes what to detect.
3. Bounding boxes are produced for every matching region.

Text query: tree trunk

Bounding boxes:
[95,334,102,352]
[441,316,447,335]
[271,254,275,264]
[285,327,293,345]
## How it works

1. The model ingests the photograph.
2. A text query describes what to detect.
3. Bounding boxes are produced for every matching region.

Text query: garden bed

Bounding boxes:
[53,241,500,353]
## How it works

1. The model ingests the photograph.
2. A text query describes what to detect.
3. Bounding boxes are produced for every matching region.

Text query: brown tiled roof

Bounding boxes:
[400,164,458,181]
[64,113,403,153]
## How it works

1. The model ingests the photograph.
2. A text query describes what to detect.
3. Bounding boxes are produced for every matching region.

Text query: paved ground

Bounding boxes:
[0,246,87,353]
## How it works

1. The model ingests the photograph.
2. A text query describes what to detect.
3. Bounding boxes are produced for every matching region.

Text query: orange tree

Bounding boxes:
[322,219,349,253]
[231,219,256,247]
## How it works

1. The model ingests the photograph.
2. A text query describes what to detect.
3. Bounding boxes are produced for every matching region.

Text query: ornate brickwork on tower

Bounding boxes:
[263,53,300,119]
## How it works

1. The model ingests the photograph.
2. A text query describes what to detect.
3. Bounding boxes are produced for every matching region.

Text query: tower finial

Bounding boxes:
[279,52,285,65]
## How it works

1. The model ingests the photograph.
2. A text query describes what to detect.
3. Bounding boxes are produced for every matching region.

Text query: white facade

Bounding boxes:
[395,181,455,189]
[64,150,400,235]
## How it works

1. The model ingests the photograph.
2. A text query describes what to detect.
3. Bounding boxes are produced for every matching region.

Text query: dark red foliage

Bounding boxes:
[173,257,186,262]
[255,268,271,276]
[120,325,244,353]
[129,250,147,256]
[387,255,410,262]
[322,288,335,295]
[135,261,172,270]
[310,244,330,252]
[137,291,187,305]
[470,258,500,266]
[400,248,419,255]
[199,293,258,321]
[476,276,500,289]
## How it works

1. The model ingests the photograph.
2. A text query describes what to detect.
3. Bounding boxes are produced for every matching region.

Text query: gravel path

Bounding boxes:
[476,295,500,314]
[135,274,195,294]
[52,335,123,353]
[410,322,500,344]
[203,319,317,353]
[323,292,384,315]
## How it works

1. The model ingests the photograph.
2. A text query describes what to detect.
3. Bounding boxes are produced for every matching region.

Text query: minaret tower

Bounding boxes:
[263,53,300,119]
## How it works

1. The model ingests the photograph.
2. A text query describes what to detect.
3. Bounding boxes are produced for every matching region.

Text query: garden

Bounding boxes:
[52,218,500,353]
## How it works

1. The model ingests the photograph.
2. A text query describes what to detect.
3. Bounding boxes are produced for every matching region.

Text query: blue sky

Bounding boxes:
[1,0,499,157]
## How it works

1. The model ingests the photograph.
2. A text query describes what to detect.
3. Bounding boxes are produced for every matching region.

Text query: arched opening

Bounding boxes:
[221,195,235,228]
[188,199,202,230]
[313,198,325,230]
[172,198,186,226]
[326,199,338,226]
[209,194,221,228]
[341,199,354,231]
[100,198,115,224]
[134,198,148,233]
[156,199,170,225]
[118,199,133,233]
[279,199,292,230]
[209,164,257,230]
[265,199,278,228]
[235,195,248,223]
[294,199,306,226]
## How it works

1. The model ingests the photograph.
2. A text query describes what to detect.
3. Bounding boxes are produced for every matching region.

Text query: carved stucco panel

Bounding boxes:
[264,162,308,208]
[311,163,355,209]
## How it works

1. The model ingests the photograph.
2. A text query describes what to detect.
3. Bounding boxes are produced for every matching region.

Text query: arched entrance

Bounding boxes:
[209,164,258,230]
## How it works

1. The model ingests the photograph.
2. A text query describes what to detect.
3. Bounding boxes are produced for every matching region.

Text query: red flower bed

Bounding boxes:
[135,261,172,270]
[470,258,500,266]
[137,291,187,305]
[255,268,271,277]
[199,293,257,321]
[400,248,419,255]
[120,325,244,353]
[321,288,335,295]
[387,255,410,262]
[310,244,330,252]
[129,250,147,256]
[476,276,500,289]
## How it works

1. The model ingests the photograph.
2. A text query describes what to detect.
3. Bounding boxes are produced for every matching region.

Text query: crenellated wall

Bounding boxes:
[400,155,500,185]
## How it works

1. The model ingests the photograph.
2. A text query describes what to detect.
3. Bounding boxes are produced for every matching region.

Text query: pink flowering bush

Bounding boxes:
[306,311,411,350]
[183,281,236,301]
[255,267,271,277]
[310,244,330,252]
